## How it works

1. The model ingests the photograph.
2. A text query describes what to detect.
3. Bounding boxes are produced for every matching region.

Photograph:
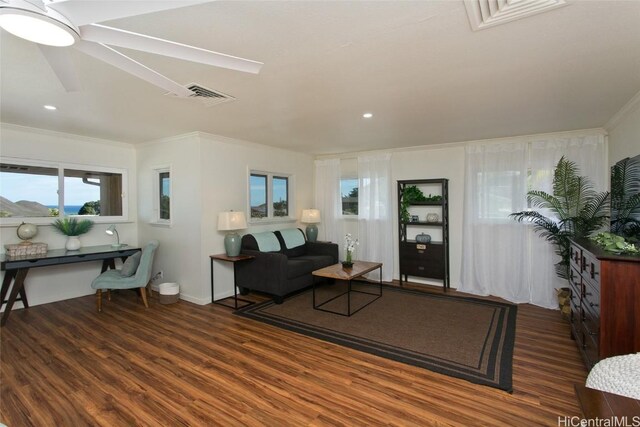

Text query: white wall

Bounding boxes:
[137,132,314,305]
[0,124,138,309]
[607,95,640,165]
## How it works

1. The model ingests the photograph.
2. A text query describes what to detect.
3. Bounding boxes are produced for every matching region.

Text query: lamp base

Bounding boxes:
[224,232,242,257]
[305,224,318,242]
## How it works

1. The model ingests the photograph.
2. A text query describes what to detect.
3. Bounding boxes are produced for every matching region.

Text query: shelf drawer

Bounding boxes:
[583,281,600,315]
[400,258,445,279]
[399,242,444,260]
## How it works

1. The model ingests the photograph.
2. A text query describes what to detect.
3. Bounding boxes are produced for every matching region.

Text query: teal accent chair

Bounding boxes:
[91,240,159,312]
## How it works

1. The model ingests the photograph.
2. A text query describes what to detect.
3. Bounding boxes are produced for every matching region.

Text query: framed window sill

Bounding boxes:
[149,221,172,228]
[248,218,296,226]
[0,217,133,228]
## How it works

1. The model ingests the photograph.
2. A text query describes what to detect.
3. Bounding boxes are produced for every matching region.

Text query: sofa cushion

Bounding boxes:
[286,258,315,279]
[243,232,281,253]
[275,228,307,258]
[295,255,335,271]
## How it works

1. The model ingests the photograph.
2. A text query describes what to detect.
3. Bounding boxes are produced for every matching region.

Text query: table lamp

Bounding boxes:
[105,224,123,247]
[301,209,321,242]
[218,211,248,256]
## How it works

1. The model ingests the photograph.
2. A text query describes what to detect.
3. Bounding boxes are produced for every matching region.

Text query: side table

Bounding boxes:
[209,253,255,309]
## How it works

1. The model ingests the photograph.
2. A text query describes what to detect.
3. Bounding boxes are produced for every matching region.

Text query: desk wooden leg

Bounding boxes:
[97,290,102,312]
[1,268,29,326]
[1,270,17,306]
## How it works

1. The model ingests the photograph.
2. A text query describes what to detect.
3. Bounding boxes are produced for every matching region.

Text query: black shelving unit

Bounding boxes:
[397,179,449,290]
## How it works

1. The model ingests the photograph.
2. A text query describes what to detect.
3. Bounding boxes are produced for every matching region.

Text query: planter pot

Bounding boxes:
[66,236,81,251]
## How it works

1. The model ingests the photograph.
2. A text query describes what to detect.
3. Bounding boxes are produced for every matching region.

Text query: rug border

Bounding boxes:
[234,285,516,392]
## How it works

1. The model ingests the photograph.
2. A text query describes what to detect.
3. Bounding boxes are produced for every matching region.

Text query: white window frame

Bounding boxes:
[151,165,172,227]
[248,169,295,224]
[0,156,129,226]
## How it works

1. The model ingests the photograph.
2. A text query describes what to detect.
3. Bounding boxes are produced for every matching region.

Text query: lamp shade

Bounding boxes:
[218,211,248,231]
[105,224,116,236]
[301,209,321,224]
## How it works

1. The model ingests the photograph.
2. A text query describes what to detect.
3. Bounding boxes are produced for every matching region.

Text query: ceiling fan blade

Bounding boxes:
[38,45,82,92]
[46,0,212,26]
[74,40,194,97]
[80,24,263,74]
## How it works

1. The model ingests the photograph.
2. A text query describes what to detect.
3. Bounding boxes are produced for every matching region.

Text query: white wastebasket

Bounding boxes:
[158,282,179,304]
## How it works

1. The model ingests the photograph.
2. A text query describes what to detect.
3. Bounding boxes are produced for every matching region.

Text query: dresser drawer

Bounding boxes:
[583,281,600,315]
[570,243,582,270]
[399,242,444,260]
[581,251,601,286]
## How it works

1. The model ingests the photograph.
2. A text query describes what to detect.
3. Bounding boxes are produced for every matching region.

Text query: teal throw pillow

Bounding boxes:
[120,252,141,277]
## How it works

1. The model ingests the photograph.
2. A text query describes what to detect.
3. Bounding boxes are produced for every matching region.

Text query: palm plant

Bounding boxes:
[610,155,640,242]
[52,217,94,236]
[510,156,610,279]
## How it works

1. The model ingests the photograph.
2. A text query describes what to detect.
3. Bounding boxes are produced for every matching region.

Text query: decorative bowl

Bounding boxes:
[426,213,440,223]
[416,233,431,243]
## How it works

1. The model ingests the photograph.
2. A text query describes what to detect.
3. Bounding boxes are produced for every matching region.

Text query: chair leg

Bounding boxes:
[96,289,102,312]
[140,287,149,308]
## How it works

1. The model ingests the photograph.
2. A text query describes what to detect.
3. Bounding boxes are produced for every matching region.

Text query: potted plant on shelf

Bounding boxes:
[52,217,94,250]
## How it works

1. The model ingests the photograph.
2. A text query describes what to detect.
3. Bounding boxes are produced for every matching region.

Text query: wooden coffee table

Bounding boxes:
[312,261,382,316]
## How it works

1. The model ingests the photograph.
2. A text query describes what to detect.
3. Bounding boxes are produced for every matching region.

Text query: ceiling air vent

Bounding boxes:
[464,0,567,31]
[183,83,236,107]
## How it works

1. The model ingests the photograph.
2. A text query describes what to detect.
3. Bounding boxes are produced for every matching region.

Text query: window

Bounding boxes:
[476,170,523,220]
[63,169,123,216]
[153,166,171,224]
[0,163,58,218]
[272,176,288,217]
[249,171,292,220]
[0,159,127,223]
[341,178,358,215]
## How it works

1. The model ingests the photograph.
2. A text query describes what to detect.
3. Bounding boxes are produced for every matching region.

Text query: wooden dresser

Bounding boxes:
[568,238,640,369]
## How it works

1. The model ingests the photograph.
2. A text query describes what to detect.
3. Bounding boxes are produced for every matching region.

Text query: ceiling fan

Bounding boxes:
[0,0,263,96]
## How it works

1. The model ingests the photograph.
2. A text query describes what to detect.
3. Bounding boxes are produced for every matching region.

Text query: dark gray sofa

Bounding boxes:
[235,228,338,303]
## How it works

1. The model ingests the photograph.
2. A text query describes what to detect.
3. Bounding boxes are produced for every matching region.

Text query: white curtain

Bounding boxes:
[358,153,394,282]
[314,159,342,244]
[459,142,531,302]
[459,133,607,308]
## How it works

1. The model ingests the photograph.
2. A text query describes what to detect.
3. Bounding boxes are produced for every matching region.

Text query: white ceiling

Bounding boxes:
[1,1,639,155]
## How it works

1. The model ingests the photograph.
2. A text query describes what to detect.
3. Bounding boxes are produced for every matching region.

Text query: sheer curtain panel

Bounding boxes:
[357,153,394,282]
[460,132,607,308]
[314,159,342,244]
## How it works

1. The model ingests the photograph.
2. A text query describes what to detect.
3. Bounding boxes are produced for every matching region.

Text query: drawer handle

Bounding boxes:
[418,266,425,270]
[418,250,424,254]
[584,324,597,337]
[590,263,598,279]
[589,302,599,308]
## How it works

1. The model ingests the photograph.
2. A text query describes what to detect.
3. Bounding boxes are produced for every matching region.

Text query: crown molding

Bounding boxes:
[604,90,640,131]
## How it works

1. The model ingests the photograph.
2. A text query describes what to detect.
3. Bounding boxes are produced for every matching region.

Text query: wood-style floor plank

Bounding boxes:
[1,284,587,426]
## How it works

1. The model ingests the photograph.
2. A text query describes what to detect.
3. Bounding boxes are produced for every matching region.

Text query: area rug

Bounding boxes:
[235,283,517,392]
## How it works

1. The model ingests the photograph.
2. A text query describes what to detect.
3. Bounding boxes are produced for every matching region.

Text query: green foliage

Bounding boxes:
[591,232,639,254]
[400,186,442,223]
[78,200,100,215]
[342,187,358,215]
[510,156,610,279]
[0,210,11,218]
[52,217,94,236]
[160,195,170,219]
[610,156,640,242]
[48,207,59,217]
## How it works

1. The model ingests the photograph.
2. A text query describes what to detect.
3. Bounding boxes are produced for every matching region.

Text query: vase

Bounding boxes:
[66,236,81,251]
[342,250,354,268]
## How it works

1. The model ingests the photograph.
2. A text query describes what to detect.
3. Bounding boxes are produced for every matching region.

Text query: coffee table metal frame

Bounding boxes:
[312,261,383,317]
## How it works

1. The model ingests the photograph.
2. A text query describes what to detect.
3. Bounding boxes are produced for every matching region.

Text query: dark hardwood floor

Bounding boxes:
[1,284,587,426]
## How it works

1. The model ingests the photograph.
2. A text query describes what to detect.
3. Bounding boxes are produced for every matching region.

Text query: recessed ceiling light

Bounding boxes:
[363,113,373,118]
[44,105,57,110]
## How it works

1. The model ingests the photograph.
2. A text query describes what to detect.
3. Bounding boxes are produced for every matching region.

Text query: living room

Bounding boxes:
[1,1,639,425]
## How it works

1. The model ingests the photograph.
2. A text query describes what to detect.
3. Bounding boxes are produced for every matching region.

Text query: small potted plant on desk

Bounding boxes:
[52,217,94,250]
